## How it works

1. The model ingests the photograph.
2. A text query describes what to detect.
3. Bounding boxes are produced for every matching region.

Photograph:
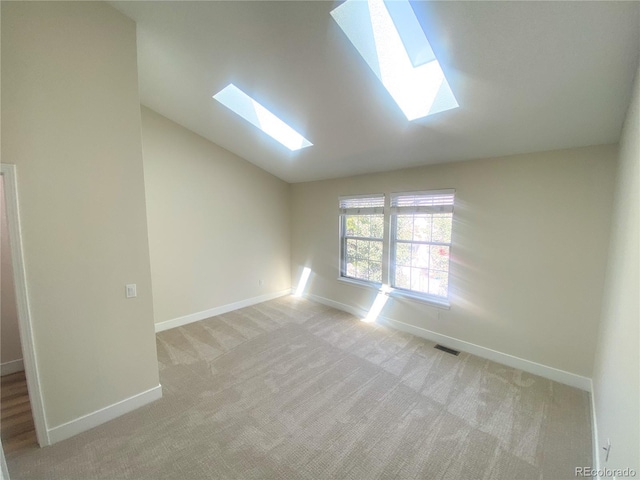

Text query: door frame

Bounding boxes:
[1,164,49,446]
[0,439,9,479]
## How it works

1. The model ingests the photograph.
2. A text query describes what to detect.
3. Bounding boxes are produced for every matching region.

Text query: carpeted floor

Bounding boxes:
[6,296,592,479]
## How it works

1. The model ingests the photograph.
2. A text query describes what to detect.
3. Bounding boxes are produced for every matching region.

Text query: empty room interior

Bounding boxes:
[0,1,638,479]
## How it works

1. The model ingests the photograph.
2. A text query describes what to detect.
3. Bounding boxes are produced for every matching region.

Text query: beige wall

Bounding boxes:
[592,66,639,472]
[1,178,23,366]
[141,107,291,324]
[292,145,617,377]
[1,2,159,428]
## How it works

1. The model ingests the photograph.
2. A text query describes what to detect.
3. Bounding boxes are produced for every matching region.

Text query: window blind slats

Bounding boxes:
[339,194,384,214]
[341,207,384,215]
[390,190,454,214]
[390,205,453,214]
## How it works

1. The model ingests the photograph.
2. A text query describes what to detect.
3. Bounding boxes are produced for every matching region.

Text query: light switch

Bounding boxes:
[126,284,137,298]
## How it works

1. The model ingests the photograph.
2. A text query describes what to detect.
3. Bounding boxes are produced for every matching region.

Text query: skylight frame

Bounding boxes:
[213,84,313,152]
[331,0,459,121]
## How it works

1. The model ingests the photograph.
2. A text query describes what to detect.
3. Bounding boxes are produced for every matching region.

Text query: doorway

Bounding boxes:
[0,164,48,449]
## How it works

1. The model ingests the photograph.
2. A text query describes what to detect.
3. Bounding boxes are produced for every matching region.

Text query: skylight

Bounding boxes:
[213,84,312,151]
[331,0,458,121]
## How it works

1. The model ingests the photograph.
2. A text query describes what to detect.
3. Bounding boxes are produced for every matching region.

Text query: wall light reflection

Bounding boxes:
[362,284,392,323]
[294,267,312,297]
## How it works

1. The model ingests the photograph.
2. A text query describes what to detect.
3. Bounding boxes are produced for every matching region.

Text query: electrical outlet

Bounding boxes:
[126,284,137,298]
[258,279,263,286]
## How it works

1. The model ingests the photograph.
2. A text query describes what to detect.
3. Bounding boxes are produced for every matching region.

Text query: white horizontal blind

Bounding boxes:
[339,194,384,215]
[390,189,454,214]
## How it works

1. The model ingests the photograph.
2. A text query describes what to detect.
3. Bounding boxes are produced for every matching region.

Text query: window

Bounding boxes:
[338,189,454,307]
[390,190,454,302]
[339,195,385,284]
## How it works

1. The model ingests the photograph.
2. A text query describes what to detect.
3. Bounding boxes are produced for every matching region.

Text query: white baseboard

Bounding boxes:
[47,384,162,445]
[306,293,366,318]
[155,289,292,333]
[1,359,24,376]
[306,293,591,391]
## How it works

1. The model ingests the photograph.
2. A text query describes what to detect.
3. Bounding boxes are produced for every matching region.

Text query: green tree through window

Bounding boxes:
[339,190,454,305]
[339,195,385,284]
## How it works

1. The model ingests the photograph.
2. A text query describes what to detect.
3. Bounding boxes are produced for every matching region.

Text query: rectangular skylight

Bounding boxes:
[213,84,312,151]
[331,0,458,121]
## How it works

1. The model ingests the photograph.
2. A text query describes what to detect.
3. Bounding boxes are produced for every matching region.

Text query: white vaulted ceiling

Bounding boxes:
[111,1,640,183]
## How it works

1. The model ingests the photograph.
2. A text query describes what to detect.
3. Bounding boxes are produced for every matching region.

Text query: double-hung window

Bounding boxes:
[390,190,454,303]
[339,195,385,284]
[338,190,454,306]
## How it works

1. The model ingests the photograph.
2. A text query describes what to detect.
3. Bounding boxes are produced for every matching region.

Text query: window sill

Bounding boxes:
[388,289,450,310]
[336,276,450,310]
[337,276,382,290]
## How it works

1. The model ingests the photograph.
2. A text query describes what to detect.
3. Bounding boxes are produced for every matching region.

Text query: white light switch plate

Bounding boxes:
[126,284,137,298]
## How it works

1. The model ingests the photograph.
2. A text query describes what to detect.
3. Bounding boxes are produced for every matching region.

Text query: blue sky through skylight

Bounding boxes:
[331,0,458,121]
[213,84,313,151]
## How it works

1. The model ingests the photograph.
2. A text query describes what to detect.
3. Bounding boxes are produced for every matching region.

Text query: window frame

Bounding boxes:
[389,190,454,306]
[338,194,385,286]
[338,189,454,309]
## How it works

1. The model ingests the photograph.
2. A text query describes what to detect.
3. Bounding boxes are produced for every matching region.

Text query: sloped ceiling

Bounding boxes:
[112,1,640,183]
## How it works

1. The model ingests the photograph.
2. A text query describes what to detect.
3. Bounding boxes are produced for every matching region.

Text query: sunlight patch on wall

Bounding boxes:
[362,284,392,323]
[294,267,312,297]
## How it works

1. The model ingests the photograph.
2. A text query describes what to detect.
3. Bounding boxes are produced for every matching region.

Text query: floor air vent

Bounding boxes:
[434,344,460,356]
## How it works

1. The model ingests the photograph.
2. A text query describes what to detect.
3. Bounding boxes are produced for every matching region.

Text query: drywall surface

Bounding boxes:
[0,178,23,366]
[1,2,159,428]
[291,145,617,377]
[141,107,291,324]
[592,65,639,473]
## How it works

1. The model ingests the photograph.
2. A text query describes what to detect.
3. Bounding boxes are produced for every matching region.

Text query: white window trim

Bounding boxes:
[339,194,385,285]
[336,276,382,289]
[338,189,455,310]
[388,287,451,309]
[388,189,454,303]
[335,277,451,309]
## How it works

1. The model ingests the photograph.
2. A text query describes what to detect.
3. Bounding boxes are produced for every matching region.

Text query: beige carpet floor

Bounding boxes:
[6,296,592,479]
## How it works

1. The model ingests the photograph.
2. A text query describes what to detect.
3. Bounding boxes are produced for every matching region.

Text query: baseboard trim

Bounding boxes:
[590,380,601,476]
[47,384,162,445]
[155,289,292,333]
[306,293,367,318]
[306,293,591,391]
[379,316,591,391]
[0,359,24,376]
